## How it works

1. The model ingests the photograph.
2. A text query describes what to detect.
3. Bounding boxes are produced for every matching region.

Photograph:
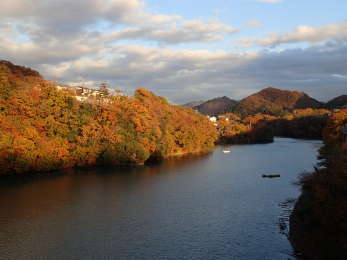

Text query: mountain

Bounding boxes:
[181,100,205,108]
[325,95,347,109]
[193,96,238,115]
[238,87,322,115]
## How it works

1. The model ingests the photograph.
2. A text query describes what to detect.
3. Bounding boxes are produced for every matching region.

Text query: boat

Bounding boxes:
[262,174,281,178]
[223,149,231,153]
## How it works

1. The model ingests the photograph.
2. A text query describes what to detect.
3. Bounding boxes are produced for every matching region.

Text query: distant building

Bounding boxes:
[56,85,69,91]
[209,116,217,123]
[55,85,104,102]
[75,86,102,97]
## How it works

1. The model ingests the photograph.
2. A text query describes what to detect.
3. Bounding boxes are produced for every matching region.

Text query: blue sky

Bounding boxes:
[147,0,345,33]
[0,0,346,103]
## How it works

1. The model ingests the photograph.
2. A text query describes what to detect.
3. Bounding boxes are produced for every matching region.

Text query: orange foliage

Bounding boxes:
[0,62,217,175]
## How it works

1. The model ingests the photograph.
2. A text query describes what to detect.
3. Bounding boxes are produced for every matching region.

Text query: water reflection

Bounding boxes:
[0,152,213,229]
[0,138,321,260]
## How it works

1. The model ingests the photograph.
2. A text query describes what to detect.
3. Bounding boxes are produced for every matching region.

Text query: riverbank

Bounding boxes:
[289,108,347,260]
[289,167,347,260]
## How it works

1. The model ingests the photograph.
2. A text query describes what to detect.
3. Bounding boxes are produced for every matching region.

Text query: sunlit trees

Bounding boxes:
[217,113,275,144]
[0,62,218,175]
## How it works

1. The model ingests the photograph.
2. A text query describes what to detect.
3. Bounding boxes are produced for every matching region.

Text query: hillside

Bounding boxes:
[0,60,46,94]
[0,61,218,175]
[325,95,347,109]
[290,108,347,259]
[232,87,322,116]
[181,100,205,108]
[193,96,238,115]
[0,60,42,79]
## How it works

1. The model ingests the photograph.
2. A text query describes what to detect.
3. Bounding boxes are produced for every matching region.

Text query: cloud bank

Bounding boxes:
[0,0,346,103]
[240,21,347,47]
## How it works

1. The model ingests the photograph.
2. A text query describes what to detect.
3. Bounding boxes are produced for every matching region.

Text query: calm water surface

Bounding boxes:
[0,138,322,260]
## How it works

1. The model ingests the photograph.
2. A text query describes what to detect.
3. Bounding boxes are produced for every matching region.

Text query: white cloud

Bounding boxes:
[0,0,237,46]
[332,74,347,79]
[34,42,347,103]
[104,19,237,44]
[239,21,347,47]
[1,0,346,103]
[0,0,182,41]
[245,19,263,28]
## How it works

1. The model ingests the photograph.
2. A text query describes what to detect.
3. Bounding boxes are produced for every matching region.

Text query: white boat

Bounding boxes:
[223,149,231,153]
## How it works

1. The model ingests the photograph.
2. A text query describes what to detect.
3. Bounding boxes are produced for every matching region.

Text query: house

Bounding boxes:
[75,86,102,97]
[208,116,217,123]
[56,85,104,102]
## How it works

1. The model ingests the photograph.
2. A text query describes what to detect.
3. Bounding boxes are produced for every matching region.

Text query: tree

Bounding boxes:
[98,82,110,97]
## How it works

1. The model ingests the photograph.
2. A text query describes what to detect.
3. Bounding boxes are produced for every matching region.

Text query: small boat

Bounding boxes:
[262,174,281,178]
[223,149,231,153]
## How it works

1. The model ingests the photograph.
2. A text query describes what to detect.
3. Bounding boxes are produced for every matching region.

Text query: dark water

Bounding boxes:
[0,138,322,260]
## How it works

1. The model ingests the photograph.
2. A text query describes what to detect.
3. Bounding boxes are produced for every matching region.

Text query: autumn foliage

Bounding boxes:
[0,61,217,175]
[216,108,331,144]
[217,113,275,144]
[290,108,347,259]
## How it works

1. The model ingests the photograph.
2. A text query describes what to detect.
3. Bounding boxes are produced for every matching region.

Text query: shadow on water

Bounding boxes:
[0,152,213,224]
[0,138,322,260]
[0,152,213,187]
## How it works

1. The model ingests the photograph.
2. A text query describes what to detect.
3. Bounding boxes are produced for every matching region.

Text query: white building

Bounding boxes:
[208,116,217,123]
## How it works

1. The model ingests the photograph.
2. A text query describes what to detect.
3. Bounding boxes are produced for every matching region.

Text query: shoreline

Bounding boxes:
[0,147,214,179]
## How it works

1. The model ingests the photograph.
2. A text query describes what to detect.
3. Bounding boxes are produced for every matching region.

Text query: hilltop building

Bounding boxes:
[55,85,105,102]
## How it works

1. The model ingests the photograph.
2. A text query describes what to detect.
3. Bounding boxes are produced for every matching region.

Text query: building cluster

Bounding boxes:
[207,115,230,127]
[56,85,105,102]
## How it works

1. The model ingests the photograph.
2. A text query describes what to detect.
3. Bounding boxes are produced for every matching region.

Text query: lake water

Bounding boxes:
[0,138,322,260]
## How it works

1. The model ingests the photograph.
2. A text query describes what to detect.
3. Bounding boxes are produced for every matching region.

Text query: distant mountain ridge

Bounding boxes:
[182,100,205,108]
[184,87,338,116]
[325,95,347,109]
[238,87,322,114]
[193,96,238,115]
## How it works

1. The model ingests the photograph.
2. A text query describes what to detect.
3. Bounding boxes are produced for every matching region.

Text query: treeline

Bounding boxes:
[216,108,331,144]
[272,109,330,139]
[217,113,275,144]
[0,61,217,175]
[289,108,347,260]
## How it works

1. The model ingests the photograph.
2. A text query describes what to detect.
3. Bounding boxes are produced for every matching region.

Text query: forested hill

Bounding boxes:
[325,95,347,109]
[236,87,322,115]
[0,61,217,175]
[0,60,46,91]
[187,87,329,117]
[181,100,205,108]
[193,96,238,115]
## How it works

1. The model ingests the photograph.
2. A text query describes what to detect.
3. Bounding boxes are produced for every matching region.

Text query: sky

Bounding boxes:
[0,0,346,103]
